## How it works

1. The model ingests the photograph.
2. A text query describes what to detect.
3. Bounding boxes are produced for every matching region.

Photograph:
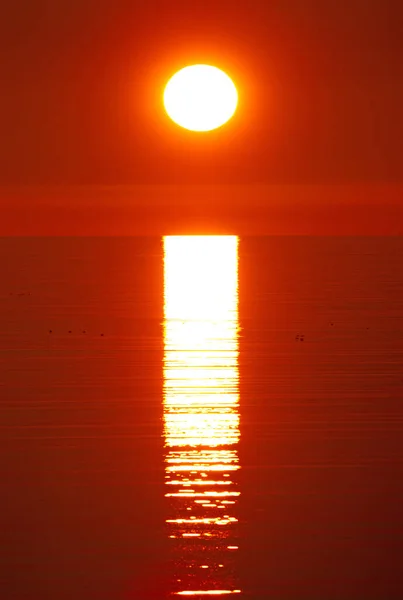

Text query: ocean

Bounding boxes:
[1,236,403,599]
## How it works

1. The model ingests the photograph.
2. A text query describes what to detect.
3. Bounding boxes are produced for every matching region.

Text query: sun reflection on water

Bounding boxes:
[163,236,241,597]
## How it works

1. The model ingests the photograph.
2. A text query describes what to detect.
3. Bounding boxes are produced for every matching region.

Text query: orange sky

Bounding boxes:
[1,184,402,235]
[0,1,402,233]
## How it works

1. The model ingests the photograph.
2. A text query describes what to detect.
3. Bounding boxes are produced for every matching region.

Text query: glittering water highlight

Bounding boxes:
[163,236,241,597]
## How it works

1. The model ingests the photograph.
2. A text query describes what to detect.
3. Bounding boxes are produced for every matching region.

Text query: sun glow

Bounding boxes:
[163,236,241,597]
[163,65,238,132]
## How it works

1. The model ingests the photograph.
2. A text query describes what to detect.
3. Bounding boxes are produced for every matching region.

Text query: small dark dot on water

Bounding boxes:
[100,333,104,337]
[49,330,53,334]
[68,330,72,334]
[82,330,86,334]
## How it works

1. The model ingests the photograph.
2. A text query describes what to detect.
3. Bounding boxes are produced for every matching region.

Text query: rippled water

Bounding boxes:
[1,236,403,599]
[163,237,240,596]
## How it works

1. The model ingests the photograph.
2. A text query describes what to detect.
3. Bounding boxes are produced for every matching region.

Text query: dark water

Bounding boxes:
[1,236,403,599]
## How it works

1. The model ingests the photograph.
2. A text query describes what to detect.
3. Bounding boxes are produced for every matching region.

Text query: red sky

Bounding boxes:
[0,0,402,234]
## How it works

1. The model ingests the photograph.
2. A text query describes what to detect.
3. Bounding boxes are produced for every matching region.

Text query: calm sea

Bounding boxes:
[1,236,403,600]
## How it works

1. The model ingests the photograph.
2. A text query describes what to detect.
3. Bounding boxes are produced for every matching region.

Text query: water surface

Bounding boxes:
[1,236,403,599]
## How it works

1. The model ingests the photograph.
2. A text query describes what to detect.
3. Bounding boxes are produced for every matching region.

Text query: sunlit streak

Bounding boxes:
[177,592,241,596]
[163,236,241,597]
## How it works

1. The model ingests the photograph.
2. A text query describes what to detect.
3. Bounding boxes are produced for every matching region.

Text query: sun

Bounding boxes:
[163,64,238,132]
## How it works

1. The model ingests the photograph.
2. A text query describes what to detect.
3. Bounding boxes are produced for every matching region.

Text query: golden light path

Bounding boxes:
[163,236,241,597]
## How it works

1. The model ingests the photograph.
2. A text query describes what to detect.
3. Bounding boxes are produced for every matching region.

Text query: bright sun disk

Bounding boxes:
[163,64,238,132]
